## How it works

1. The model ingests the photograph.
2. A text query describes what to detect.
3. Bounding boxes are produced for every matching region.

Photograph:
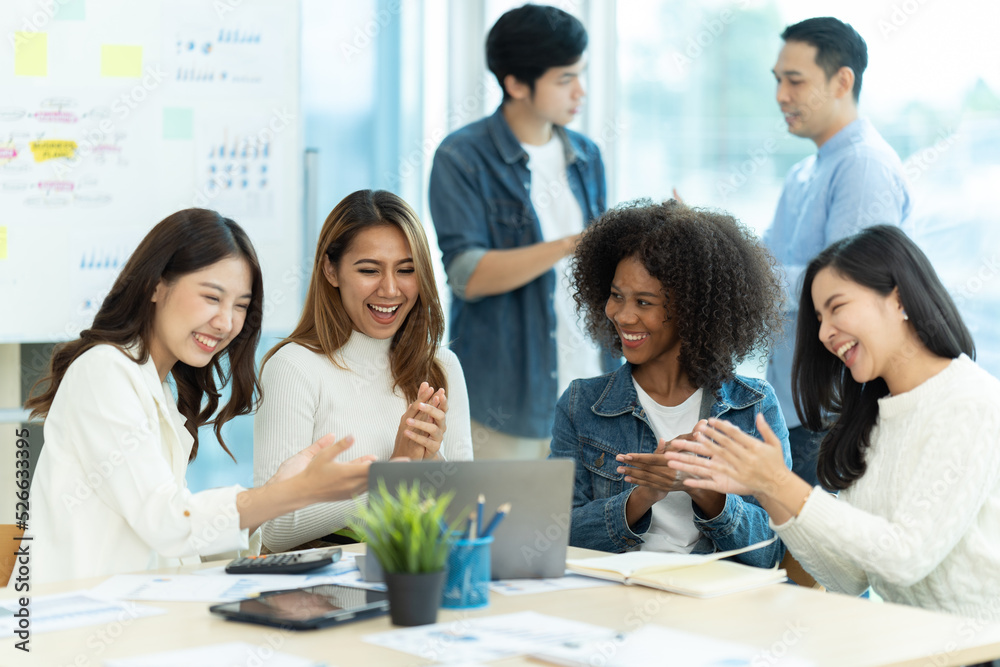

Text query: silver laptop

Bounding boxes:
[367,460,574,580]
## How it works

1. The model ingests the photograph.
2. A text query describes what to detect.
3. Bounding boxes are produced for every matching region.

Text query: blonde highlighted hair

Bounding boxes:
[263,190,446,400]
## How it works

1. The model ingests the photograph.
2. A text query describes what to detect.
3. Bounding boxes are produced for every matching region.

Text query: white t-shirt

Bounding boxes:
[631,378,703,553]
[522,135,603,396]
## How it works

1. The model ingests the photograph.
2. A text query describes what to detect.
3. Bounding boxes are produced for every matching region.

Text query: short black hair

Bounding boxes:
[781,17,867,102]
[486,4,587,101]
[571,200,784,393]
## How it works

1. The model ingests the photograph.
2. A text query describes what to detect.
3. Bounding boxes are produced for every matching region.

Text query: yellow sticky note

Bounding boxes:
[14,32,48,77]
[29,140,77,162]
[101,45,142,78]
[0,227,7,260]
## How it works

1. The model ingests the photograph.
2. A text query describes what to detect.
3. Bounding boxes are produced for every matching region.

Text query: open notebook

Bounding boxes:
[565,538,786,598]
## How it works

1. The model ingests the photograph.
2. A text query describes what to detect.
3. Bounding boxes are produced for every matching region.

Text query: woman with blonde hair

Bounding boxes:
[255,189,473,552]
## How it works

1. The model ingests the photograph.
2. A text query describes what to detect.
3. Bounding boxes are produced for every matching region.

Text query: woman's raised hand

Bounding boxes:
[664,413,789,498]
[271,433,375,503]
[391,381,448,460]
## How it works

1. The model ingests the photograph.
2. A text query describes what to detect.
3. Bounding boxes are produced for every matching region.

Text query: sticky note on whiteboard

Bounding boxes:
[30,140,78,162]
[55,0,86,20]
[101,45,142,77]
[0,227,8,260]
[163,108,194,140]
[14,32,48,77]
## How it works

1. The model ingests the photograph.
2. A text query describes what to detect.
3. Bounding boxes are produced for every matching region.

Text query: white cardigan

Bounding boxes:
[28,345,249,584]
[774,355,1000,621]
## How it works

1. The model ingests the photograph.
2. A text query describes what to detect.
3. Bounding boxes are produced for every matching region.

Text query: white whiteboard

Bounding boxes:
[0,0,302,342]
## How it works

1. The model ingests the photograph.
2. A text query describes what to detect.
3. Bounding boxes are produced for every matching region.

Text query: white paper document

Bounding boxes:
[85,573,309,602]
[0,593,165,637]
[530,623,817,667]
[87,552,386,602]
[489,573,617,596]
[363,611,618,664]
[104,641,323,667]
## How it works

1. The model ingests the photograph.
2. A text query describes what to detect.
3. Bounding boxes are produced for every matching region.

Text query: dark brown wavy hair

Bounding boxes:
[263,190,447,400]
[571,199,784,392]
[25,209,264,461]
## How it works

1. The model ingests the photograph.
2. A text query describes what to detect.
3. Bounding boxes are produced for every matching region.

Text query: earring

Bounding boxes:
[902,310,909,321]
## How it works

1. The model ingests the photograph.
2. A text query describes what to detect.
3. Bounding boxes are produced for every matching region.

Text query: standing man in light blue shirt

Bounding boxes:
[766,17,911,487]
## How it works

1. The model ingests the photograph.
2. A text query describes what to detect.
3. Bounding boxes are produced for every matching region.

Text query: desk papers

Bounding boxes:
[531,623,816,666]
[0,593,165,636]
[363,611,618,664]
[104,641,323,667]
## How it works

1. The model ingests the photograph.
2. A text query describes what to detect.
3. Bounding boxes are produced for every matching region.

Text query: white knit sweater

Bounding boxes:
[774,355,1000,621]
[254,333,474,551]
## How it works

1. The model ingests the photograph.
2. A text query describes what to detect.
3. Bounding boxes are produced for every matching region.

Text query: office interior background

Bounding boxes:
[2,0,998,495]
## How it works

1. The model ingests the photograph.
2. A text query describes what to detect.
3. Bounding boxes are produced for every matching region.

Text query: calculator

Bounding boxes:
[225,546,342,575]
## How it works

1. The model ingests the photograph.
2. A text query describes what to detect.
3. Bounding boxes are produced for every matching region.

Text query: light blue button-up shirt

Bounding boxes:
[765,118,912,428]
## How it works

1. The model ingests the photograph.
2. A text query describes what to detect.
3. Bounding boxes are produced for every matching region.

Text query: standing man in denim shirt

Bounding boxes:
[429,4,607,459]
[766,17,911,486]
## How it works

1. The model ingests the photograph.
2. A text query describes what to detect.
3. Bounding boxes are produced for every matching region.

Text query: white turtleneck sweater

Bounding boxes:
[773,355,1000,621]
[254,332,474,551]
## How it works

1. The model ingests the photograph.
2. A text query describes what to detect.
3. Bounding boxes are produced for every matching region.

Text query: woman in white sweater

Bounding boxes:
[23,209,373,584]
[255,190,473,552]
[666,225,1000,622]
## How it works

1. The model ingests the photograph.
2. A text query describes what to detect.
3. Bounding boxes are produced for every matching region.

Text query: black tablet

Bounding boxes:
[209,584,389,630]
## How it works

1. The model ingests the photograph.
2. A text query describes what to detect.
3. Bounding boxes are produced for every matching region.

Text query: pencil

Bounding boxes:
[480,502,511,538]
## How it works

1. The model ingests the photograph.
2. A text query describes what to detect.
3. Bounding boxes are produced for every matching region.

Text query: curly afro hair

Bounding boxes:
[571,199,784,392]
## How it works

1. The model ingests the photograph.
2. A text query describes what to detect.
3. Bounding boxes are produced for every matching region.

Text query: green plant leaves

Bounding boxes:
[348,479,464,574]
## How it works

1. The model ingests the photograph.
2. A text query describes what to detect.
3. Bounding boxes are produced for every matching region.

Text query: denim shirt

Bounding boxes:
[428,106,607,438]
[549,362,791,568]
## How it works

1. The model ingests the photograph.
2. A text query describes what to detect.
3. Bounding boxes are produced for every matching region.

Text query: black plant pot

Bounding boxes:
[384,570,446,626]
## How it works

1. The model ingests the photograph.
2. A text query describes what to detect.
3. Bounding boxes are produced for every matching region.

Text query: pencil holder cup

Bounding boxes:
[441,535,493,609]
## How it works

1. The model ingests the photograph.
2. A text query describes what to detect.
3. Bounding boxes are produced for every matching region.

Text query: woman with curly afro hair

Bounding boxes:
[549,199,790,565]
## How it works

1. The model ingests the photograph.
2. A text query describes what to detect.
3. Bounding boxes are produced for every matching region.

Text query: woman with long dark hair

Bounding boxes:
[550,200,789,565]
[667,225,1000,620]
[25,209,373,584]
[255,190,473,552]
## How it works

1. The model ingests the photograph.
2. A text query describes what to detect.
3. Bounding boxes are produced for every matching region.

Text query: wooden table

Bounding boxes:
[3,545,999,666]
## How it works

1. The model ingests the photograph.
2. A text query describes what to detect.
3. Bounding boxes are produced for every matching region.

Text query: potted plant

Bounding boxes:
[349,479,459,626]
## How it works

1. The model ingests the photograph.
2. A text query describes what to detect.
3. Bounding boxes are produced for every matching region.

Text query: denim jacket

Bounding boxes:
[428,105,607,438]
[549,363,791,567]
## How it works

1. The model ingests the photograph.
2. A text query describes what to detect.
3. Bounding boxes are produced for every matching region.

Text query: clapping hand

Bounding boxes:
[392,381,448,460]
[664,413,789,498]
